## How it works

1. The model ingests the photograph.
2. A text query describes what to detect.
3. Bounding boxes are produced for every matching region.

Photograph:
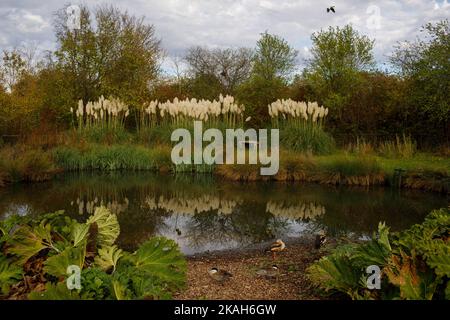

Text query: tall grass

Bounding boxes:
[137,95,245,131]
[378,135,416,159]
[53,144,171,171]
[269,99,334,154]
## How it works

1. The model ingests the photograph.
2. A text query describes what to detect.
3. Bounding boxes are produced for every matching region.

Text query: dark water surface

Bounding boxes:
[0,172,448,254]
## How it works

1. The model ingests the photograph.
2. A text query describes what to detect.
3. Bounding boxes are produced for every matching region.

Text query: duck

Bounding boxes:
[256,265,279,278]
[266,239,286,260]
[208,267,233,283]
[175,228,182,236]
[314,230,327,249]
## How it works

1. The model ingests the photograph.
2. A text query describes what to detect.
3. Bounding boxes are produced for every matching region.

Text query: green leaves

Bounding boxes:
[1,207,187,300]
[129,237,187,289]
[29,282,83,300]
[43,245,86,278]
[87,206,120,247]
[94,245,124,273]
[308,208,449,300]
[0,254,22,295]
[71,222,90,247]
[7,222,55,264]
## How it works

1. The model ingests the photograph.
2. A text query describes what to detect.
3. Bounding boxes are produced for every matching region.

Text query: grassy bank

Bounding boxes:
[0,142,448,194]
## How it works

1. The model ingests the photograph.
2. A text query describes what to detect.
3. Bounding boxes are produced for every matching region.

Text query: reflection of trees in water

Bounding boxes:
[181,203,291,249]
[0,172,448,252]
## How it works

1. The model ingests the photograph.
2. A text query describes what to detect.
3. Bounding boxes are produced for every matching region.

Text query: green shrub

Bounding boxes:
[0,207,187,300]
[307,208,450,300]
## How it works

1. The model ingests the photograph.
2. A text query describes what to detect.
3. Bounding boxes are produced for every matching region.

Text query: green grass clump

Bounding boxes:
[0,146,56,183]
[280,123,335,155]
[53,144,171,171]
[378,135,416,159]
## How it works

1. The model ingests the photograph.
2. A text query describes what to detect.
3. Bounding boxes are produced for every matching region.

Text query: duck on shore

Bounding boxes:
[256,265,279,278]
[208,267,233,283]
[266,239,286,260]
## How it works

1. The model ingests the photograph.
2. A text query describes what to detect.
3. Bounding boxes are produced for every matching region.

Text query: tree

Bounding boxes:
[185,46,253,96]
[303,25,375,122]
[53,5,162,107]
[390,19,449,143]
[236,32,296,126]
[0,49,27,92]
[252,31,297,82]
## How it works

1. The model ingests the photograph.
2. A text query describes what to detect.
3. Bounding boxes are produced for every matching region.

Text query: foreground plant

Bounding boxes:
[307,208,450,300]
[0,207,186,300]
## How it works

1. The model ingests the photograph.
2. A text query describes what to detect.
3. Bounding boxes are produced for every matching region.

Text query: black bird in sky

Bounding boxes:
[327,6,335,13]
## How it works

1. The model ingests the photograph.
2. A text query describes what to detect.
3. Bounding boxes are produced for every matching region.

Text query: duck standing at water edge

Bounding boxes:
[266,239,286,260]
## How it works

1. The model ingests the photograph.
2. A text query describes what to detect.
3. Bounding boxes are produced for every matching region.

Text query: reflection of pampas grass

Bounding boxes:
[144,194,241,215]
[266,201,325,220]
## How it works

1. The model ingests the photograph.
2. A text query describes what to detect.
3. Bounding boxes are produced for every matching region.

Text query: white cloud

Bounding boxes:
[0,0,448,70]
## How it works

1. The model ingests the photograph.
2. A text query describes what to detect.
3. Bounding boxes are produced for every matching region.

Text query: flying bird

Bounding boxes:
[327,6,335,13]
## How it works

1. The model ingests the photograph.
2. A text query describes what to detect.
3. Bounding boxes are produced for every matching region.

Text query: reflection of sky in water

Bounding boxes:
[0,172,447,255]
[158,214,309,255]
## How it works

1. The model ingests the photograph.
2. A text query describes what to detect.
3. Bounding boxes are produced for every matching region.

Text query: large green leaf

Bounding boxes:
[385,252,439,300]
[43,244,86,278]
[7,222,55,264]
[86,207,120,247]
[307,245,362,299]
[71,222,90,247]
[94,245,124,273]
[128,237,186,289]
[29,282,84,300]
[0,254,23,295]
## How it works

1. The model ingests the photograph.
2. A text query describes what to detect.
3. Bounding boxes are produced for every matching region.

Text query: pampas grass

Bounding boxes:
[138,94,245,130]
[269,99,334,154]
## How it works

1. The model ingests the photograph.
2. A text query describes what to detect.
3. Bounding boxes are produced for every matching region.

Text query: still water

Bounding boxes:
[0,172,447,255]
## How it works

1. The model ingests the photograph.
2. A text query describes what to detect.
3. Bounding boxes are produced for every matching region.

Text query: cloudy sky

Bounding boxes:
[0,0,448,72]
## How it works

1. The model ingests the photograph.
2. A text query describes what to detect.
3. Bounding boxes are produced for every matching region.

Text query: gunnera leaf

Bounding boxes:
[0,254,23,295]
[94,245,124,273]
[43,244,86,278]
[29,282,83,300]
[86,207,120,247]
[7,222,55,265]
[129,237,186,289]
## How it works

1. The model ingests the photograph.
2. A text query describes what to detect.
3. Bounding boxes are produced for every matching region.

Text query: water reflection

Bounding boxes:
[0,172,447,254]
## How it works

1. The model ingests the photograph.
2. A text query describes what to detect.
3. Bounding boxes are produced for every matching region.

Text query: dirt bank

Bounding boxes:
[174,237,330,300]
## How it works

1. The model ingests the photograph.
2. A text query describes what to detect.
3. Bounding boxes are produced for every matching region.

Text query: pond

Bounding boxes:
[0,172,448,255]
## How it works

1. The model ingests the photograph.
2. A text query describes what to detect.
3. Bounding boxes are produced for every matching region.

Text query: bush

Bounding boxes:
[0,146,56,183]
[307,208,450,300]
[0,207,186,299]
